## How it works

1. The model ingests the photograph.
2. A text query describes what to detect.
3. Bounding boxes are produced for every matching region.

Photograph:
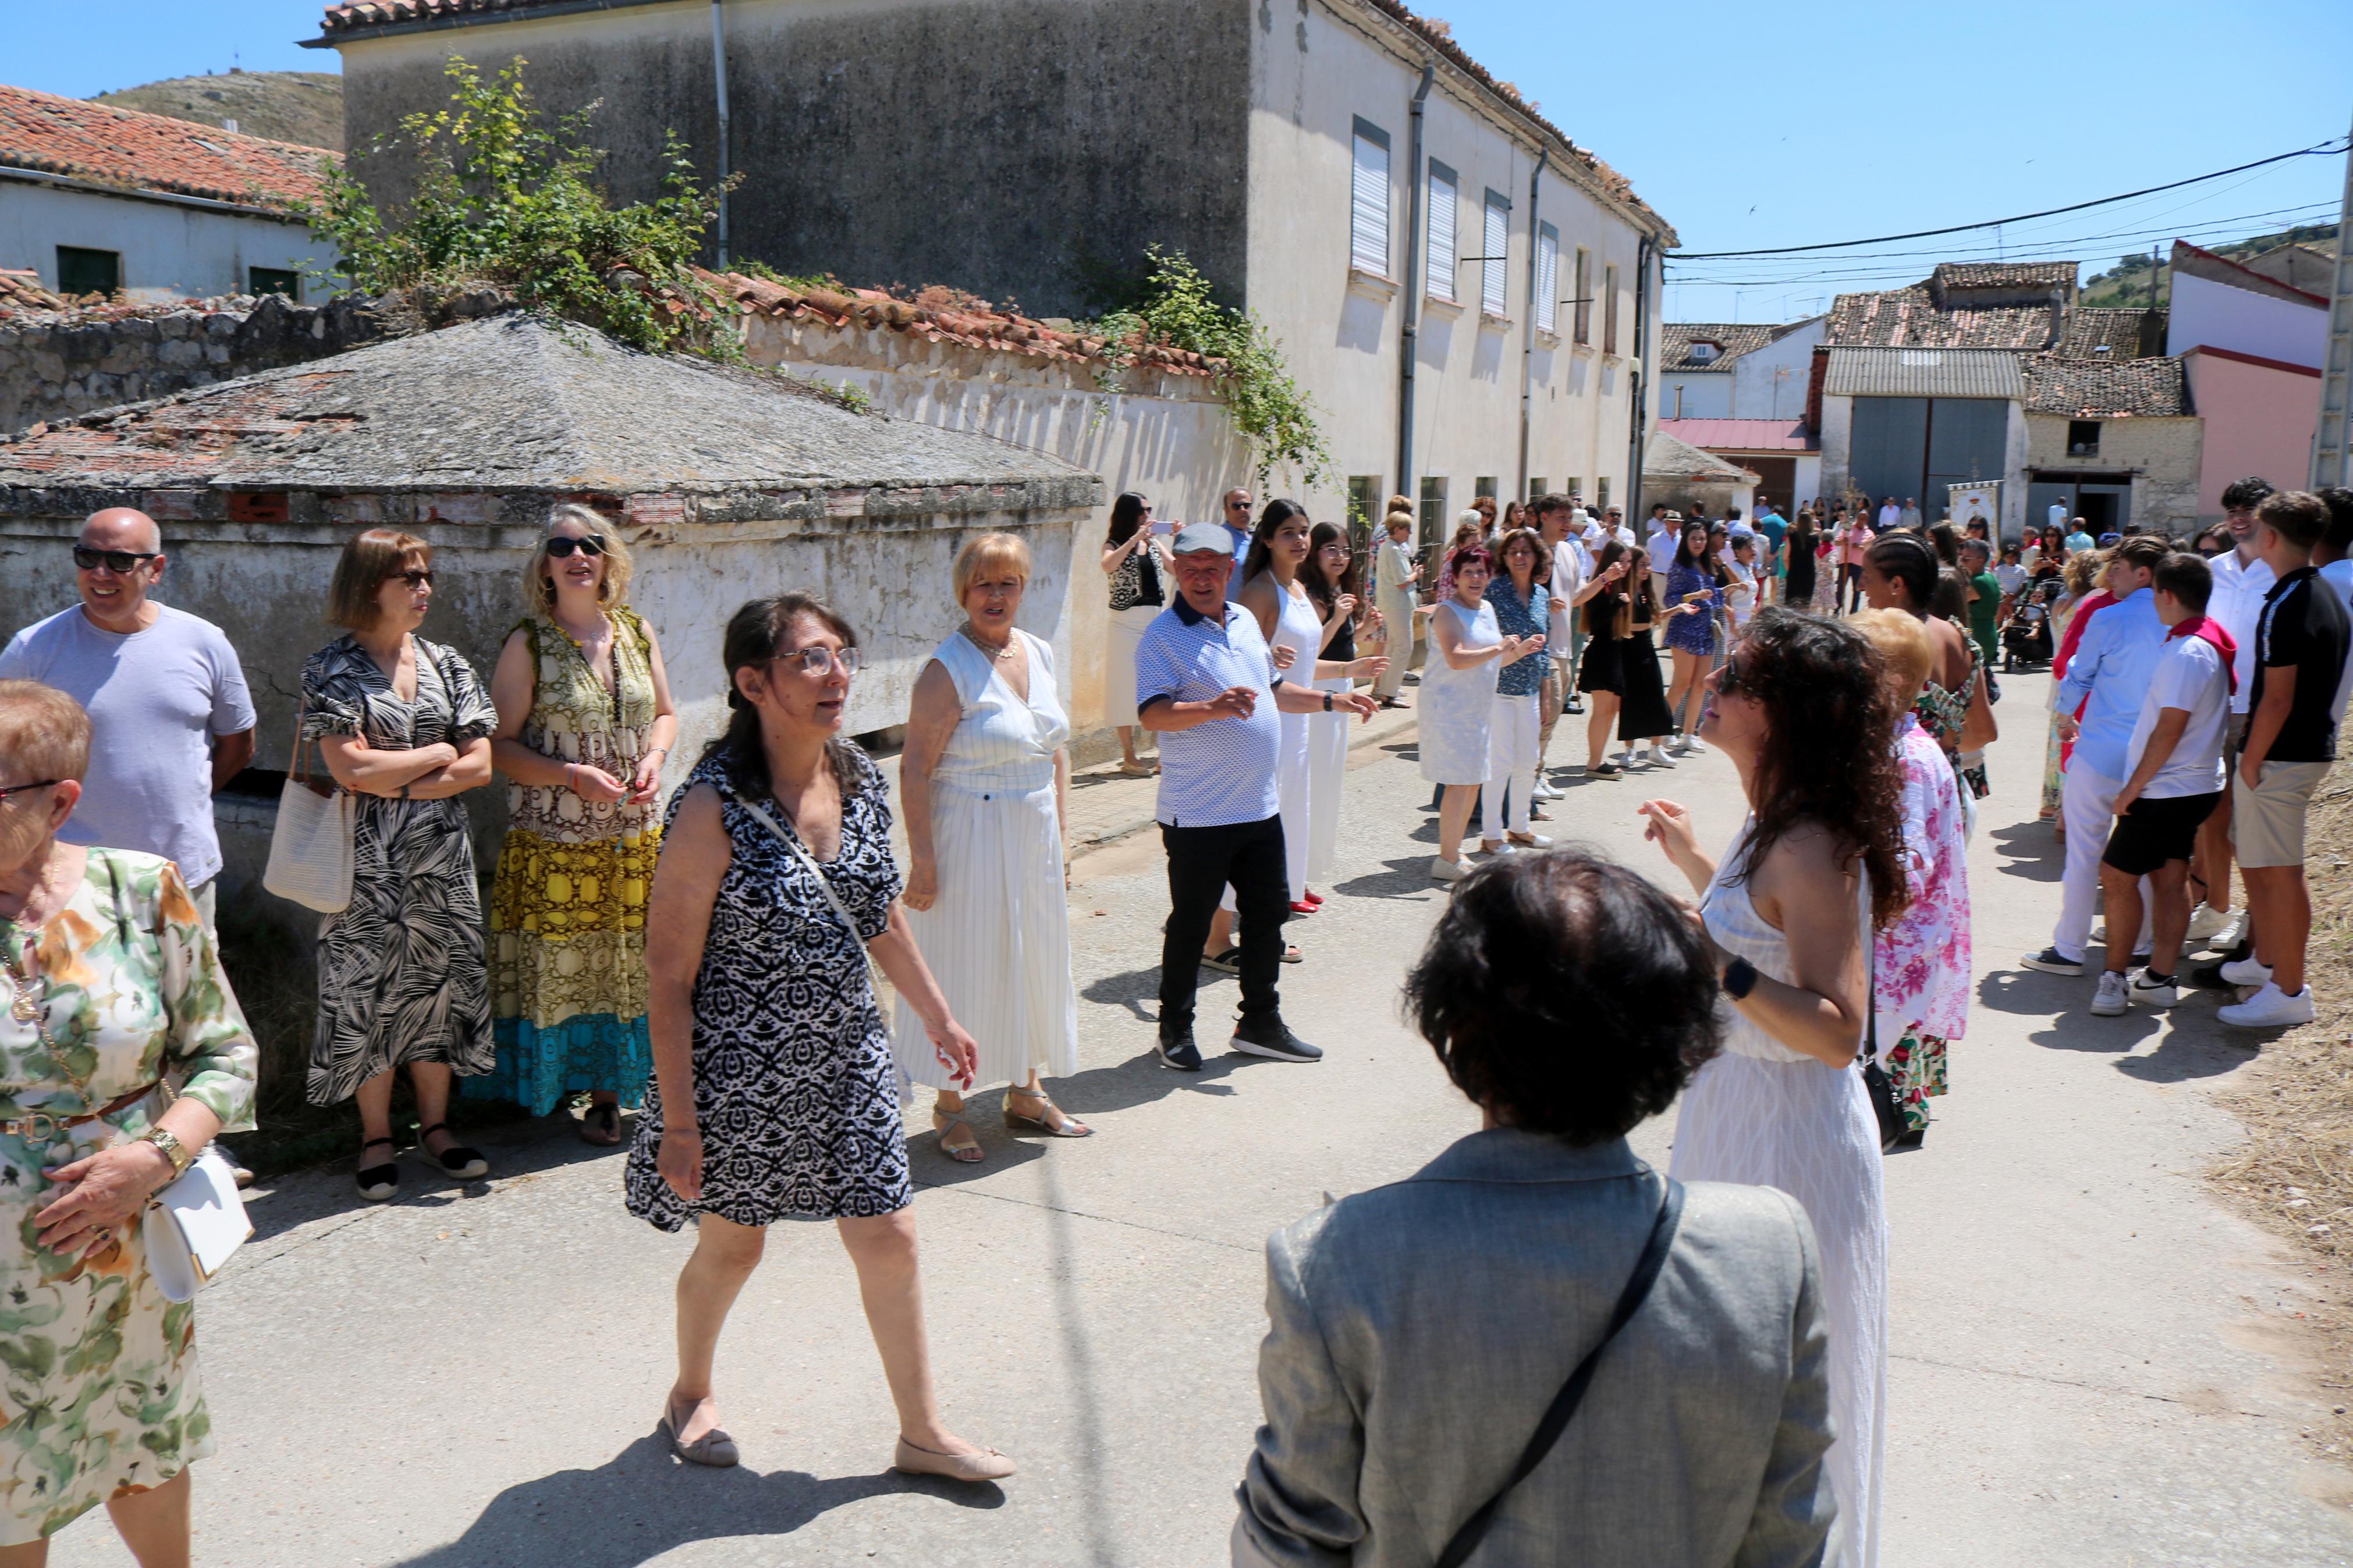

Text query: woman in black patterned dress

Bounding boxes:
[304,528,498,1200]
[625,592,1013,1482]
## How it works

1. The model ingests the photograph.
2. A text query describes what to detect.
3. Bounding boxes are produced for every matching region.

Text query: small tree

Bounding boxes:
[305,56,737,355]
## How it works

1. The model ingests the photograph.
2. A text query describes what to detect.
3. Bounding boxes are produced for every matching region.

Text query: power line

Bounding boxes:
[1671,138,2348,260]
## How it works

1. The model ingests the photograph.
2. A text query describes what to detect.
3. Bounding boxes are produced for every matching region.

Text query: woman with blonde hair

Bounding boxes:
[470,504,680,1144]
[896,533,1086,1163]
[1370,509,1421,708]
[303,528,499,1199]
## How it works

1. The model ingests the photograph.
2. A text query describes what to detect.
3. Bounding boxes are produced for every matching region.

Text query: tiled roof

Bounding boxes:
[2052,307,2163,358]
[1658,418,1816,453]
[1930,261,2079,292]
[1645,428,1759,483]
[703,271,1228,377]
[2024,355,2190,418]
[1659,323,1780,372]
[1824,286,2059,350]
[314,0,1676,244]
[0,84,332,213]
[0,269,64,312]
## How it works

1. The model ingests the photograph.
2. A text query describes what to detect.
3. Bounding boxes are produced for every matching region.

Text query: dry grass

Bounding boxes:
[2211,749,2353,1455]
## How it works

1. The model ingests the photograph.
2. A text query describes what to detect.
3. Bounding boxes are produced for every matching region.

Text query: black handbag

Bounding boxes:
[1858,929,1907,1152]
[1433,1178,1686,1568]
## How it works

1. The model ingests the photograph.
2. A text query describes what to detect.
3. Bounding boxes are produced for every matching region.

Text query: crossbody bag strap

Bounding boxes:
[726,787,880,987]
[1433,1176,1686,1568]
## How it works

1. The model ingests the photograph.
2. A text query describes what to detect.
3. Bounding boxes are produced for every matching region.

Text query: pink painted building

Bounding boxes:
[2166,240,2329,518]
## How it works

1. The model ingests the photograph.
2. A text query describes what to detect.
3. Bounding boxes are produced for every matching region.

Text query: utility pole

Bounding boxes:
[2151,243,2162,310]
[2313,104,2353,489]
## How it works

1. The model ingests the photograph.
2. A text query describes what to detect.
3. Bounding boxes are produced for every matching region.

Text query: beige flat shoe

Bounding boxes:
[893,1435,1015,1482]
[661,1397,740,1467]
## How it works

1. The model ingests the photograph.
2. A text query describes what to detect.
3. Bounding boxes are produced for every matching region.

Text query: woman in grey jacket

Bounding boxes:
[1234,851,1840,1568]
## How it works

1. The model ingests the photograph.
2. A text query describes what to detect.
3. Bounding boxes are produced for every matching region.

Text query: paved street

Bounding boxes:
[49,671,2353,1568]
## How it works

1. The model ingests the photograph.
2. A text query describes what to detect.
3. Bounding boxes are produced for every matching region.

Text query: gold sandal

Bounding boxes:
[931,1107,984,1163]
[1004,1086,1092,1139]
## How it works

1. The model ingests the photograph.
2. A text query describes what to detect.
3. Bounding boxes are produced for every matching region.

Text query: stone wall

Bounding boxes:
[2025,412,2205,538]
[0,292,386,436]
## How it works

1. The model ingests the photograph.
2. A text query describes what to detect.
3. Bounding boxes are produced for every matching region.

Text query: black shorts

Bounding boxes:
[2102,791,2222,877]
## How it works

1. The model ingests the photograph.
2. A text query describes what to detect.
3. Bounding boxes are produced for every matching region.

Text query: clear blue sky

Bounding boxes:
[9,1,2350,324]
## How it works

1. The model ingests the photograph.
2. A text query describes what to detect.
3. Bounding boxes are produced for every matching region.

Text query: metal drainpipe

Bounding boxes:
[1397,63,1436,531]
[711,0,730,269]
[1516,144,1549,506]
[1626,236,1654,525]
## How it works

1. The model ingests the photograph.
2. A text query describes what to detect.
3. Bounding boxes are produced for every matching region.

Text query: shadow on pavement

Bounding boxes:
[386,1431,1000,1567]
[2115,1007,2269,1083]
[1988,820,2064,884]
[1334,859,1443,900]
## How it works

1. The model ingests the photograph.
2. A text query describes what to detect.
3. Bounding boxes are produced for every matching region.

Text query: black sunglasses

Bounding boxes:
[72,546,160,573]
[546,534,607,559]
[0,779,61,808]
[1717,653,1745,696]
[391,569,434,588]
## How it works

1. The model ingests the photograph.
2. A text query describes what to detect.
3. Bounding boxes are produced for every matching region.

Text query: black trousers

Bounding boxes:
[1159,813,1287,1034]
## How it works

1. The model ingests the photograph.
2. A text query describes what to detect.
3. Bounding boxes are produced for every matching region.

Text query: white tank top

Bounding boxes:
[1701,815,1869,1064]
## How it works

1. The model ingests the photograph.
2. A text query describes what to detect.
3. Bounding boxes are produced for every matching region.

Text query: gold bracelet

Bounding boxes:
[139,1125,196,1180]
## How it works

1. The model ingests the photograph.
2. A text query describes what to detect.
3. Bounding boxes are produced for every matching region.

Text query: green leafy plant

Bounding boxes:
[1083,246,1330,488]
[303,56,739,355]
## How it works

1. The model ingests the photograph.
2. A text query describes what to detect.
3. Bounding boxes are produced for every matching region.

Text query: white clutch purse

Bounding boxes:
[142,1147,253,1302]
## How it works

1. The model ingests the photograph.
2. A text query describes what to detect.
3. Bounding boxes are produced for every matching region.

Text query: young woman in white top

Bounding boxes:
[1300,522,1389,893]
[899,534,1087,1164]
[1101,491,1177,776]
[1421,545,1543,881]
[1636,607,1911,1568]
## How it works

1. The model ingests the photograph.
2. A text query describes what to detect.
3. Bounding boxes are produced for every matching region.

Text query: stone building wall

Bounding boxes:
[2024,412,2205,537]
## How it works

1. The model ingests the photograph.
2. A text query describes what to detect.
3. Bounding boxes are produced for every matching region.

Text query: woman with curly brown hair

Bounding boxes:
[1636,605,1908,1568]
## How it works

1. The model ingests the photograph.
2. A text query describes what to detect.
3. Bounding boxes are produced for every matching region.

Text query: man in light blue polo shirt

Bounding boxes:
[1137,523,1376,1069]
[2024,535,2169,973]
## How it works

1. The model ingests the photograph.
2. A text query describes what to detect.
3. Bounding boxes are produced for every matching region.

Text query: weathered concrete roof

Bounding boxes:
[1824,347,2027,400]
[1644,429,1759,484]
[0,313,1099,516]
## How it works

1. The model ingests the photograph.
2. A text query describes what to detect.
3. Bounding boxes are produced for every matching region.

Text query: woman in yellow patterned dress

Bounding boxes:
[1,681,257,1562]
[470,507,678,1144]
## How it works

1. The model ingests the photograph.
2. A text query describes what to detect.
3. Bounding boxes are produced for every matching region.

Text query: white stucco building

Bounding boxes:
[0,84,336,303]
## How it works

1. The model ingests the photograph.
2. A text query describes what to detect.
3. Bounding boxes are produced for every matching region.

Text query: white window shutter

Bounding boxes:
[1426,169,1456,301]
[1482,198,1508,315]
[1536,227,1559,333]
[1351,134,1389,275]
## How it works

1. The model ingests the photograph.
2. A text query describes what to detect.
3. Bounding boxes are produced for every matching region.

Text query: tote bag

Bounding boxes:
[262,698,354,913]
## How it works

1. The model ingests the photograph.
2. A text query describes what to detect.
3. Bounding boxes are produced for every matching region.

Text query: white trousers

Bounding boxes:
[1223,709,1311,912]
[1482,691,1541,838]
[2053,762,2151,962]
[1305,676,1351,883]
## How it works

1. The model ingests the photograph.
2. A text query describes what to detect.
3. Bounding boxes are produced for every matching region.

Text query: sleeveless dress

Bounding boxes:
[1225,582,1324,909]
[1670,818,1886,1568]
[892,630,1078,1091]
[1304,597,1355,884]
[622,749,911,1228]
[1417,599,1500,785]
[472,609,661,1115]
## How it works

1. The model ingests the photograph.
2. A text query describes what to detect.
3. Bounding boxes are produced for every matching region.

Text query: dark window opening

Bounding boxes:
[249,266,299,300]
[2067,419,2101,457]
[1418,477,1449,546]
[57,246,120,297]
[226,492,289,524]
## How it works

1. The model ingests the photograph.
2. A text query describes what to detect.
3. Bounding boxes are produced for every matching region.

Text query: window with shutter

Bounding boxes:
[1604,264,1620,354]
[1426,161,1458,303]
[1481,191,1510,316]
[1536,224,1560,335]
[1573,248,1591,343]
[1350,119,1391,276]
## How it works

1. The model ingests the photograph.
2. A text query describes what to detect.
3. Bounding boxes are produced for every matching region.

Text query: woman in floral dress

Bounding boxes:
[303,529,499,1201]
[472,507,679,1144]
[0,681,256,1558]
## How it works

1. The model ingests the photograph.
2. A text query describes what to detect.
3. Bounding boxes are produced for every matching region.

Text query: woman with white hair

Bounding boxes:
[472,504,680,1144]
[896,534,1087,1163]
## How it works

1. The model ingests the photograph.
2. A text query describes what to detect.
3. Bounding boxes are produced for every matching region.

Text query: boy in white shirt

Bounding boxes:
[1725,535,1761,631]
[2093,553,2231,1014]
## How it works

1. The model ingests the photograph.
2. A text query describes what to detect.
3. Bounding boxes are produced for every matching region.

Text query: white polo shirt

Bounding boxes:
[2125,632,2229,797]
[2206,547,2276,716]
[1133,595,1285,827]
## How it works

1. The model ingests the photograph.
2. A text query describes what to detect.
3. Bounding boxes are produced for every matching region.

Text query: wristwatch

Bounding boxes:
[138,1125,196,1180]
[1721,956,1759,1001]
[1321,690,1334,712]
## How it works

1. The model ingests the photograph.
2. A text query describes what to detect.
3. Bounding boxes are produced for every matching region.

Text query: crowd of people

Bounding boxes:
[1,468,2345,1563]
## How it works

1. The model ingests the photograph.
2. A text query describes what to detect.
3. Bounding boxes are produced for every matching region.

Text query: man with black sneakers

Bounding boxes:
[1136,524,1378,1069]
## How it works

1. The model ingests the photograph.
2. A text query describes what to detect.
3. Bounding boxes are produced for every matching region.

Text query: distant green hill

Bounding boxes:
[91,70,343,152]
[2081,221,2338,307]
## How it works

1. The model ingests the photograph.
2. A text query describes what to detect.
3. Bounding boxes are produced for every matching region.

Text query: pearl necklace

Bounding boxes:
[964,624,1016,661]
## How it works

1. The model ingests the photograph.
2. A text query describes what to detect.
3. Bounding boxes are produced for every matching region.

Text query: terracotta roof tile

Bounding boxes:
[2052,307,2163,359]
[2024,354,2190,418]
[1659,322,1781,372]
[0,84,333,212]
[1824,285,2060,350]
[1930,261,2079,292]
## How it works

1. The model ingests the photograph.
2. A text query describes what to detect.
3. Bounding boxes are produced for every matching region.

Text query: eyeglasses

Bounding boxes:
[545,534,607,559]
[72,546,160,573]
[391,569,434,588]
[769,645,863,677]
[1717,653,1745,696]
[0,780,60,809]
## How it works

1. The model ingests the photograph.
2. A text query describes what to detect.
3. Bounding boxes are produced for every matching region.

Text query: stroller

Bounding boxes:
[2002,577,2057,670]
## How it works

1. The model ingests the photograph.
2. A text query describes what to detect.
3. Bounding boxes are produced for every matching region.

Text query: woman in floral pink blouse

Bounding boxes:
[1853,610,1971,1149]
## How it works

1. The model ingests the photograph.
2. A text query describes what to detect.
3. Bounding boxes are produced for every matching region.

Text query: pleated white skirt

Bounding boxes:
[1105,603,1159,728]
[893,778,1078,1090]
[1670,1050,1887,1568]
[1305,675,1352,883]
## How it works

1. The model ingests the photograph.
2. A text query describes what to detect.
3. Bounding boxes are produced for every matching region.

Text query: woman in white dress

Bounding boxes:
[1102,491,1176,777]
[1301,522,1389,893]
[897,534,1088,1164]
[1635,606,1911,1568]
[1422,544,1544,883]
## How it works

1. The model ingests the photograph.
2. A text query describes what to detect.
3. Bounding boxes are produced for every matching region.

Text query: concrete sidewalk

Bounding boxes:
[48,670,2353,1567]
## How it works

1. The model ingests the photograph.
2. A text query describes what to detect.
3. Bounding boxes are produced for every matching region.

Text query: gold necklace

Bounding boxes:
[964,624,1016,661]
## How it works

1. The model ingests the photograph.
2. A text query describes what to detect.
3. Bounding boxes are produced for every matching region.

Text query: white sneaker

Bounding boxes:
[1507,833,1554,849]
[2127,969,2180,1008]
[2185,904,2234,945]
[2220,954,2273,987]
[1669,734,1692,755]
[2219,982,2316,1027]
[1646,744,1672,766]
[1429,856,1470,883]
[1530,778,1561,800]
[1684,734,1708,755]
[2091,970,2129,1016]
